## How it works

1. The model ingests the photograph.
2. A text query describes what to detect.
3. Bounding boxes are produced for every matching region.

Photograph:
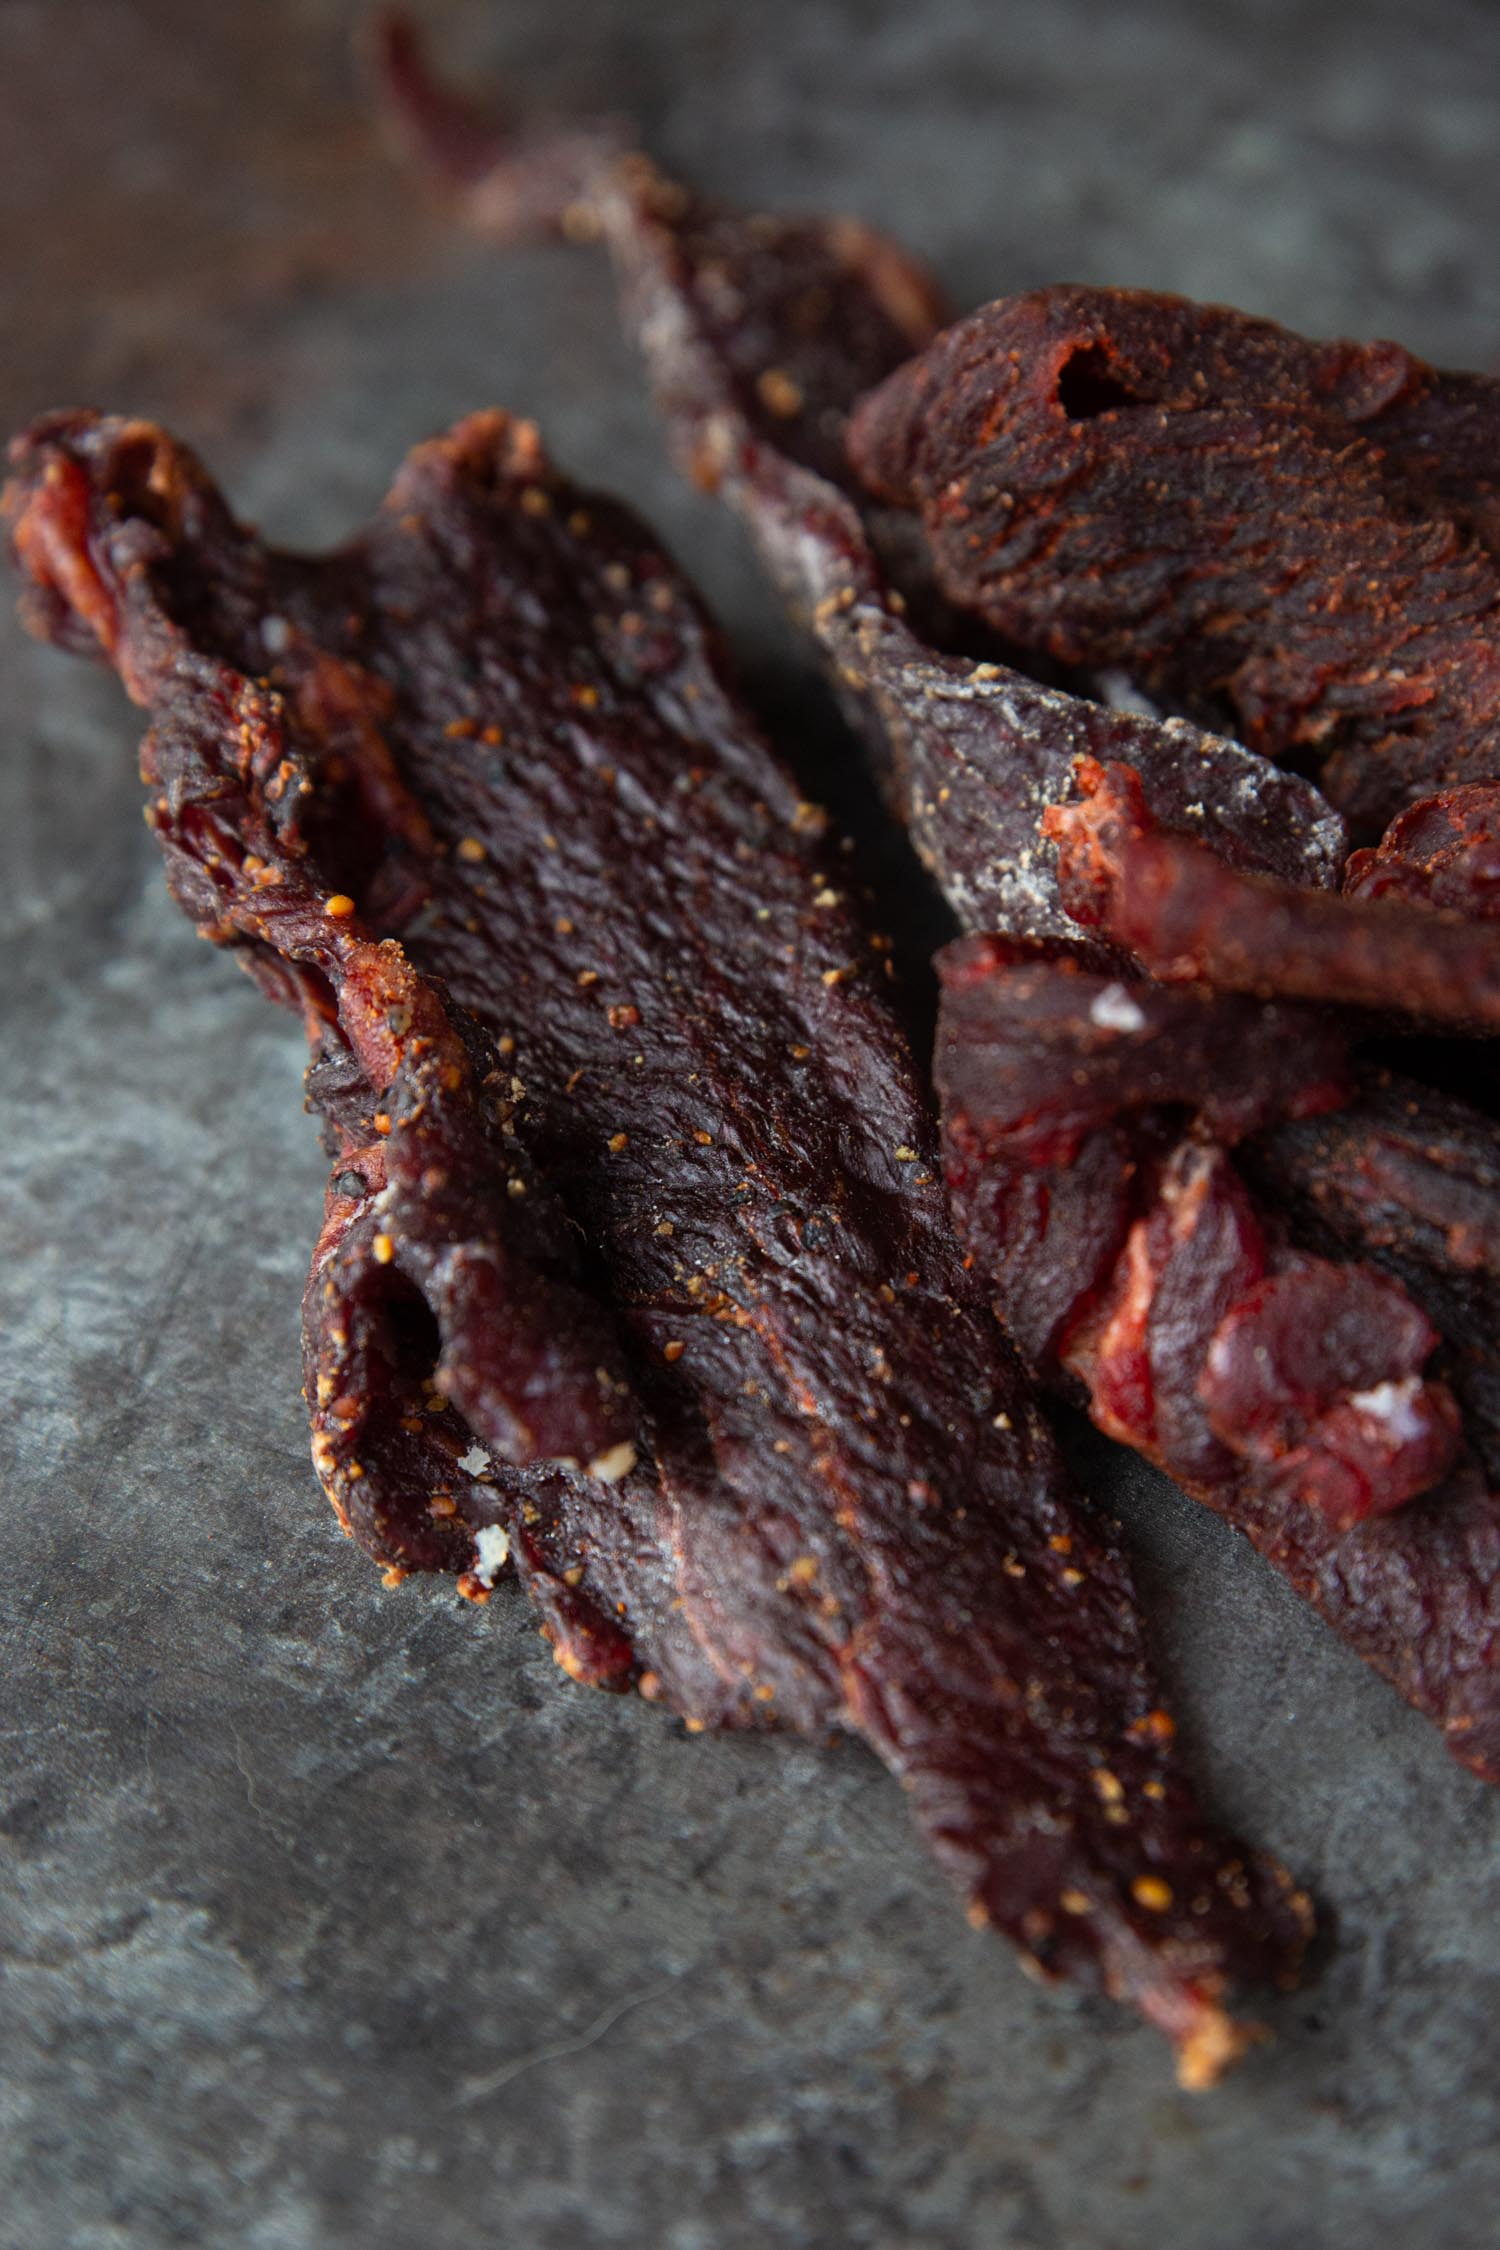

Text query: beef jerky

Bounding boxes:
[1344,784,1500,921]
[373,16,1347,955]
[9,419,639,1544]
[371,30,1500,1768]
[6,411,1312,2077]
[1046,759,1500,1033]
[931,935,1352,1372]
[1250,1071,1500,1486]
[847,284,1500,844]
[935,939,1500,1778]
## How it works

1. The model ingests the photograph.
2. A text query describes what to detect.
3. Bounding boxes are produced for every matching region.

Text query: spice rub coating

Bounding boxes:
[6,405,1309,2074]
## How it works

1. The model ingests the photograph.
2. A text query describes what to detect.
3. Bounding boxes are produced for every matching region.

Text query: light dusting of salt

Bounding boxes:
[1089,984,1148,1034]
[458,1443,492,1477]
[473,1523,510,1586]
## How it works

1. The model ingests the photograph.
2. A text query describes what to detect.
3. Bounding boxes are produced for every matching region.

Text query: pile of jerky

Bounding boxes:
[10,19,1500,2085]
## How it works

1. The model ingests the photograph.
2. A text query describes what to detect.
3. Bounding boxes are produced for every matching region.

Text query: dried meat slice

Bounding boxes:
[372,31,1500,1785]
[6,407,1310,2077]
[935,938,1500,1778]
[1046,760,1500,1033]
[372,17,1347,950]
[1250,1071,1500,1488]
[847,284,1500,841]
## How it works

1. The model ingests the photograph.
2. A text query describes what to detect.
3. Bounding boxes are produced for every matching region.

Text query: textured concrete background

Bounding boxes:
[4,3,1500,2245]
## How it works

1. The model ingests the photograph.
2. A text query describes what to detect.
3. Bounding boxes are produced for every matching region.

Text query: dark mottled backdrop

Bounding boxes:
[3,4,1499,2245]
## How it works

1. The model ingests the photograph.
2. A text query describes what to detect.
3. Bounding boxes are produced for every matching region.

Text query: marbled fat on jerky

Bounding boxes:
[6,408,1309,2077]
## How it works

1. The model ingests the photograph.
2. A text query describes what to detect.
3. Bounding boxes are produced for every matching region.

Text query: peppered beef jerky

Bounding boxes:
[8,416,639,1544]
[847,284,1500,845]
[374,18,1348,950]
[6,410,1313,2078]
[1046,760,1500,1034]
[935,939,1500,1780]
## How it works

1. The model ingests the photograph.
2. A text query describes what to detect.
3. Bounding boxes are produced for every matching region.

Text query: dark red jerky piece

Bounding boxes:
[380,41,1500,1787]
[848,284,1500,843]
[1199,1261,1461,1528]
[934,932,1352,1165]
[1086,1178,1470,1567]
[374,20,1346,946]
[936,943,1498,1760]
[1085,1144,1269,1490]
[1251,1073,1500,1486]
[4,414,637,1507]
[1345,784,1500,921]
[933,936,1346,1387]
[7,409,1307,2075]
[945,1121,1136,1374]
[1047,760,1500,1033]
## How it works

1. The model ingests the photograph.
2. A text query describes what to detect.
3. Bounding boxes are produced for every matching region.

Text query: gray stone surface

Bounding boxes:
[4,3,1500,2244]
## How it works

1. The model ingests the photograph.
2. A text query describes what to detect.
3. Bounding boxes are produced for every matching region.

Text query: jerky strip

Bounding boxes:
[1250,1072,1500,1486]
[847,284,1500,842]
[1344,784,1500,921]
[931,936,1352,1371]
[8,414,637,1512]
[7,409,1310,2077]
[936,940,1500,1779]
[373,18,1347,952]
[1046,760,1500,1033]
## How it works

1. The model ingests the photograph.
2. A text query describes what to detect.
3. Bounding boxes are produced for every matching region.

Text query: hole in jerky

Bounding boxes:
[1056,345,1146,422]
[370,1266,444,1392]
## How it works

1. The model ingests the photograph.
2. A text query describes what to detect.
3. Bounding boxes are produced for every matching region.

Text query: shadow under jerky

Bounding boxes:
[5,407,1310,2081]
